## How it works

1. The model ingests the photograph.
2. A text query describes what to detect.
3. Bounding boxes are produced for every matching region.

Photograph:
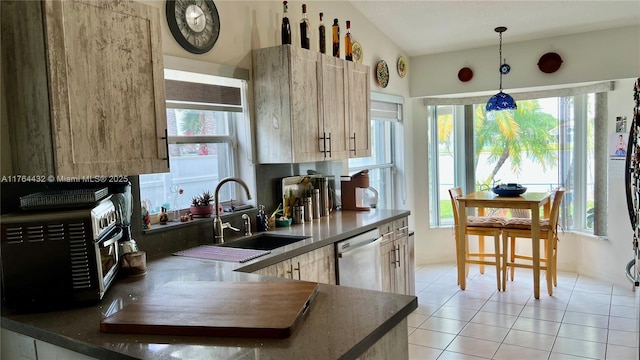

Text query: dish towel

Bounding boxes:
[173,245,270,263]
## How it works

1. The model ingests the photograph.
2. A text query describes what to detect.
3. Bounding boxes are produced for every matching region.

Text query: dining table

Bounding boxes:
[456,191,553,299]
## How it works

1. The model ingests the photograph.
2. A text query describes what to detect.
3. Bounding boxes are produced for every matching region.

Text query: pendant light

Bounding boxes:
[486,26,516,115]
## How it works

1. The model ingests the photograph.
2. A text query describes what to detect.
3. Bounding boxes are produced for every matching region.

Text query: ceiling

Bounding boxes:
[349,0,640,57]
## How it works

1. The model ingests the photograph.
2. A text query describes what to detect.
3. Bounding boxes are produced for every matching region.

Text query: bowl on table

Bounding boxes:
[492,184,527,197]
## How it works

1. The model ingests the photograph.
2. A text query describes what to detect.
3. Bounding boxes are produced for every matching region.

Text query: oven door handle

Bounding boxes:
[100,227,123,248]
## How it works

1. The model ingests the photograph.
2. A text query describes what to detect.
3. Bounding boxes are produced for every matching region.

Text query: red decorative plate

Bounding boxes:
[538,52,563,73]
[458,67,473,82]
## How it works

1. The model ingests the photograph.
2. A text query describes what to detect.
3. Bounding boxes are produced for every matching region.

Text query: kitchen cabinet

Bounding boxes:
[252,45,370,164]
[1,329,96,360]
[253,244,336,284]
[379,217,411,295]
[319,55,349,160]
[1,0,168,177]
[346,61,371,158]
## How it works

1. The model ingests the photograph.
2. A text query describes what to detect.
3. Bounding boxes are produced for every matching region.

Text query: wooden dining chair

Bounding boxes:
[449,187,505,291]
[501,188,565,291]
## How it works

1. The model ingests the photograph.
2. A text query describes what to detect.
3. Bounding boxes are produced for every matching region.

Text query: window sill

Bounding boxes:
[142,217,212,235]
[142,207,256,235]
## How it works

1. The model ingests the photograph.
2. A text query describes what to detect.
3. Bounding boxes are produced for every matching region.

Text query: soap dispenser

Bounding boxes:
[256,205,269,232]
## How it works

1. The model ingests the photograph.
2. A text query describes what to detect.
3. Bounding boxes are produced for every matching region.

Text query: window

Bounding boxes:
[139,71,248,215]
[428,92,598,233]
[348,93,403,209]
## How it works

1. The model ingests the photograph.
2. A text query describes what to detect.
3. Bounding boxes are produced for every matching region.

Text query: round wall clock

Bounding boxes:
[166,0,220,54]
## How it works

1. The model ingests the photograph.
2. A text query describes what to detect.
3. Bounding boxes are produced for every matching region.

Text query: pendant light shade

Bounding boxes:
[486,91,517,112]
[486,26,516,114]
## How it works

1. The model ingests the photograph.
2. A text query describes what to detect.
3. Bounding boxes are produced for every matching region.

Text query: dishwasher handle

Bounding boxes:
[337,236,382,258]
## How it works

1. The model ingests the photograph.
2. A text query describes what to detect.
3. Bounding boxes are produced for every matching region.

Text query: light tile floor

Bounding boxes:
[408,264,640,360]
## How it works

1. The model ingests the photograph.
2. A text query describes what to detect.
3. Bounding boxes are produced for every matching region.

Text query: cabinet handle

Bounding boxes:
[320,132,327,157]
[294,262,301,280]
[161,128,170,168]
[350,133,356,155]
[286,264,294,279]
[393,245,400,267]
[396,225,409,237]
[327,132,332,158]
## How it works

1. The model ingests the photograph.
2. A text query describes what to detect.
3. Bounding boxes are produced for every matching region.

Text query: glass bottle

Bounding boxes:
[332,18,340,58]
[344,20,352,61]
[281,1,291,45]
[300,4,310,49]
[318,12,326,54]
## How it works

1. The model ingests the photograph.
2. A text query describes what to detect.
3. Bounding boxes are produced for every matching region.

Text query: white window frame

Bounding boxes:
[426,82,611,235]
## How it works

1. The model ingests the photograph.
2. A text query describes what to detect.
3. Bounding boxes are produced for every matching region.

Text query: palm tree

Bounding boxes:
[177,110,204,135]
[473,100,558,187]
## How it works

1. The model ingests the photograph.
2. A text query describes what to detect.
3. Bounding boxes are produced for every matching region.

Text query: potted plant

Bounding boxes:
[189,190,214,218]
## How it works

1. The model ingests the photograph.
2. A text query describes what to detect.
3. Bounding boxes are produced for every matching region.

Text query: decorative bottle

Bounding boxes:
[300,4,310,49]
[344,20,352,61]
[281,1,291,45]
[332,18,340,57]
[318,12,326,54]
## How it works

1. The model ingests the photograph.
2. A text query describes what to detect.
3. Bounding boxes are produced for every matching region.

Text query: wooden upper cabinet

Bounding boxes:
[1,0,168,177]
[253,45,322,164]
[319,56,349,161]
[346,62,371,158]
[252,45,370,164]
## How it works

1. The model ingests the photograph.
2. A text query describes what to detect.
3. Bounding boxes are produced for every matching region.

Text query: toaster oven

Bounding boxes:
[0,198,120,310]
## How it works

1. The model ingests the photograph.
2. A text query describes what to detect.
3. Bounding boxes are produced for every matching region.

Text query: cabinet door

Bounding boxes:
[323,244,337,285]
[380,238,395,293]
[309,245,335,284]
[290,48,323,163]
[43,0,168,176]
[394,236,409,295]
[253,46,322,163]
[294,245,336,284]
[346,61,371,158]
[320,56,349,160]
[253,262,281,278]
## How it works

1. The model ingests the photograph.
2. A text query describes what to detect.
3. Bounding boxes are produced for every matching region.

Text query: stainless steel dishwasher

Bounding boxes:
[335,229,382,291]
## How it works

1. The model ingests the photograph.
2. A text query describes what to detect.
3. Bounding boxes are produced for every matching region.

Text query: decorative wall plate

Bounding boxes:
[397,56,407,78]
[538,52,563,73]
[457,67,473,82]
[376,60,389,88]
[352,41,363,63]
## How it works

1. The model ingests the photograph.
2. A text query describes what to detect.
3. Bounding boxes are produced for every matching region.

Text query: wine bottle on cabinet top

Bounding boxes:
[300,4,310,49]
[281,1,291,45]
[318,12,326,54]
[332,18,340,57]
[344,20,352,61]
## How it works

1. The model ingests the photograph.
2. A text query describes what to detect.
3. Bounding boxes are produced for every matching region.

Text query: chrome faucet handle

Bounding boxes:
[242,214,252,236]
[223,222,240,232]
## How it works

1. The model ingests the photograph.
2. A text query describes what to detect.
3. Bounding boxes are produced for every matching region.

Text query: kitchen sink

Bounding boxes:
[217,234,310,251]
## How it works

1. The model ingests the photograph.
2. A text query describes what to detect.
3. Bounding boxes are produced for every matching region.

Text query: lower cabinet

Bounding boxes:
[379,217,412,295]
[1,329,97,360]
[253,244,336,284]
[356,318,409,360]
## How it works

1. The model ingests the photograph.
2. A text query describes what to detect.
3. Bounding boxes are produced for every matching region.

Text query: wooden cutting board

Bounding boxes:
[100,281,319,338]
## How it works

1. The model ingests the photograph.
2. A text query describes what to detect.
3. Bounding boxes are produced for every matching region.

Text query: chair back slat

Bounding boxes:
[448,187,463,225]
[549,188,565,230]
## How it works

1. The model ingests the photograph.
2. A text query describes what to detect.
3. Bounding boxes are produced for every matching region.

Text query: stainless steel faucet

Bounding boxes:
[213,177,252,243]
[242,214,252,236]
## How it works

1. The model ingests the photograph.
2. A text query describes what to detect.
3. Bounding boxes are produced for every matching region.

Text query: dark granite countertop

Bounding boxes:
[1,209,416,360]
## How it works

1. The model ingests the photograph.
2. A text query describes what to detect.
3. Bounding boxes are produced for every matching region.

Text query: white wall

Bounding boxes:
[410,25,639,97]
